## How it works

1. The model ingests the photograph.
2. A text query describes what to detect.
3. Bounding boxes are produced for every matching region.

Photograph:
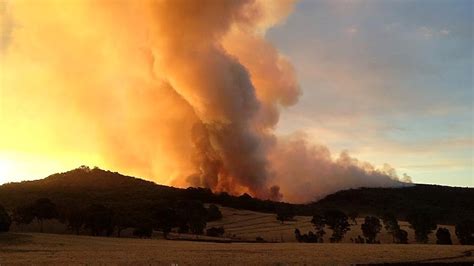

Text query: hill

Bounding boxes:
[0,166,473,224]
[311,185,474,224]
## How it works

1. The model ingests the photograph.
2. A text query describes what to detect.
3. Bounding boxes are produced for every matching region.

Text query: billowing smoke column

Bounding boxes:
[1,0,411,202]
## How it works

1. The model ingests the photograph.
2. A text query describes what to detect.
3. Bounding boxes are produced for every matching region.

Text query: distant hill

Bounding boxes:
[310,185,474,224]
[0,166,472,224]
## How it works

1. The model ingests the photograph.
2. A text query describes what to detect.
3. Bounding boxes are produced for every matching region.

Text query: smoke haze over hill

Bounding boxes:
[1,0,411,202]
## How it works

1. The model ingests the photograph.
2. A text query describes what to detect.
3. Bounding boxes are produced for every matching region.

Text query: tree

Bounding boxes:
[394,229,408,244]
[381,213,408,244]
[310,213,326,242]
[0,204,11,232]
[407,212,437,243]
[294,228,302,242]
[84,204,114,236]
[206,227,224,237]
[276,205,295,224]
[324,210,350,242]
[207,204,222,222]
[436,227,452,245]
[12,205,34,227]
[175,201,207,236]
[153,206,177,239]
[15,198,58,233]
[56,202,85,235]
[361,216,382,244]
[113,209,136,238]
[348,211,358,225]
[133,224,153,238]
[294,228,318,243]
[455,219,474,245]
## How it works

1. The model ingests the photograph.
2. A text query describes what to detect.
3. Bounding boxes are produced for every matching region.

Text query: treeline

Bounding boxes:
[1,167,473,227]
[0,166,295,216]
[311,185,474,225]
[0,198,224,239]
[287,208,474,245]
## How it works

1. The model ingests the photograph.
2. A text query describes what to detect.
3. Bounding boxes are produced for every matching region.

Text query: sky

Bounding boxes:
[268,0,473,187]
[0,0,472,191]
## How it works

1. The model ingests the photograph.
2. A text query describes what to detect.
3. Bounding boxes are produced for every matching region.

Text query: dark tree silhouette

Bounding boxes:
[153,206,177,239]
[381,213,408,244]
[407,211,437,243]
[206,227,224,237]
[455,219,474,245]
[207,204,222,222]
[56,202,85,235]
[113,209,136,238]
[84,204,114,236]
[394,229,408,244]
[436,227,452,245]
[176,201,207,235]
[294,228,302,242]
[310,213,326,242]
[0,204,11,232]
[324,210,350,242]
[18,198,58,233]
[361,216,382,244]
[133,224,153,238]
[294,228,318,243]
[348,211,358,225]
[276,205,295,224]
[12,205,34,226]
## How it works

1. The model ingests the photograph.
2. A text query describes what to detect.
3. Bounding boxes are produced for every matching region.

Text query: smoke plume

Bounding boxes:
[1,0,410,202]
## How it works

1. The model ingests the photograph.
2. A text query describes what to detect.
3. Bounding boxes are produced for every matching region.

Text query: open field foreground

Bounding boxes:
[1,233,473,265]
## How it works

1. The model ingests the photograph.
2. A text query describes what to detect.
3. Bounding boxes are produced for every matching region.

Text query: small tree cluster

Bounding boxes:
[11,198,212,239]
[310,213,326,242]
[361,216,382,244]
[407,211,437,243]
[324,210,351,243]
[206,227,225,237]
[455,220,474,245]
[436,227,452,245]
[295,209,351,243]
[276,205,295,224]
[13,198,58,233]
[294,228,319,243]
[381,213,408,244]
[0,204,11,232]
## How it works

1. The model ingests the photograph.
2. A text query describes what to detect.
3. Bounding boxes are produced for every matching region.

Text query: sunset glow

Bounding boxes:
[1,0,472,202]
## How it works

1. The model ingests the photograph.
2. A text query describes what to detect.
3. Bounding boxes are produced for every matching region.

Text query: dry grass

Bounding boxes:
[0,233,473,265]
[208,206,459,244]
[4,206,470,264]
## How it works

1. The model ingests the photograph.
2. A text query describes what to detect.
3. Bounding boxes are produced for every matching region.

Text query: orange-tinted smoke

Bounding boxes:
[1,0,409,202]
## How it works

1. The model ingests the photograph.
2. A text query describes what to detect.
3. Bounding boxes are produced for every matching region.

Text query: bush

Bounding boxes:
[455,220,474,245]
[276,205,295,224]
[207,204,222,222]
[133,225,153,238]
[361,216,382,244]
[206,226,225,237]
[0,205,11,232]
[436,227,452,245]
[324,210,350,242]
[407,211,437,243]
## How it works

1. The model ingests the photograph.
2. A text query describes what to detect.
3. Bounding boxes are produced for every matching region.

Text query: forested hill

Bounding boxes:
[0,166,472,224]
[0,166,289,213]
[310,185,474,224]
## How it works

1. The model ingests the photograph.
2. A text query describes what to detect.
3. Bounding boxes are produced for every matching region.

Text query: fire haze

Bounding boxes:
[0,0,411,202]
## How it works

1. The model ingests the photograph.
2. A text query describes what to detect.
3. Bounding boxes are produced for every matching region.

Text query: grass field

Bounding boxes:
[1,233,473,265]
[11,205,460,245]
[5,206,471,264]
[207,206,459,244]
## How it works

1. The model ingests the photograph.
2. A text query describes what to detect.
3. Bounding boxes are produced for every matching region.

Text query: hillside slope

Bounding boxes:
[311,185,474,224]
[0,166,472,224]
